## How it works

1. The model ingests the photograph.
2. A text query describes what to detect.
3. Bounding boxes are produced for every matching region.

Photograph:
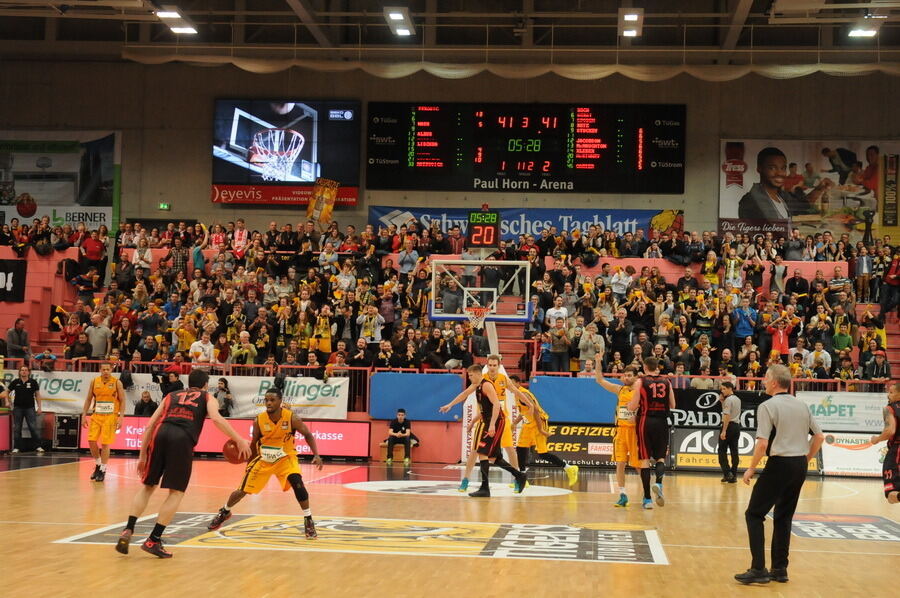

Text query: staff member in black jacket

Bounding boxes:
[7,365,44,453]
[736,364,824,585]
[718,381,741,483]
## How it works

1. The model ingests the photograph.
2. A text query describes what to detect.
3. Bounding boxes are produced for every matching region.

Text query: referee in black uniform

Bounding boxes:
[735,364,824,585]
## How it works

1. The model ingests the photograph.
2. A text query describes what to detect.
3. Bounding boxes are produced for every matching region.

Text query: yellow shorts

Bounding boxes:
[613,425,642,468]
[517,423,549,453]
[87,414,117,445]
[500,418,514,448]
[239,455,302,494]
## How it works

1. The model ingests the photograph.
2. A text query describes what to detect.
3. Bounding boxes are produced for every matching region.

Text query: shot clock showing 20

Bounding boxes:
[367,102,685,194]
[467,211,501,248]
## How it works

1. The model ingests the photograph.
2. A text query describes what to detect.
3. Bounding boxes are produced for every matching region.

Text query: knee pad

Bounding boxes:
[288,473,309,502]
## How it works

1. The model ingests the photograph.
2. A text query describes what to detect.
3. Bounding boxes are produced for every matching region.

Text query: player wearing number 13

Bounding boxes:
[115,370,251,558]
[628,357,675,509]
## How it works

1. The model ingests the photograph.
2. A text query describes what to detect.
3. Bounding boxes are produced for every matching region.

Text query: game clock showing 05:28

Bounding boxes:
[467,211,501,248]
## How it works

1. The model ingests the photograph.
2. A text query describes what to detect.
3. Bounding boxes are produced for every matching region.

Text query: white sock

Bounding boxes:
[619,487,626,494]
[99,463,107,472]
[303,508,312,517]
[95,457,102,465]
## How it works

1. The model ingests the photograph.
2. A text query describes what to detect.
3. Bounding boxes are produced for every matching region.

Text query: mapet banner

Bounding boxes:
[0,132,120,224]
[0,259,27,302]
[669,388,766,429]
[796,391,887,433]
[719,139,900,242]
[369,206,684,240]
[1,370,349,420]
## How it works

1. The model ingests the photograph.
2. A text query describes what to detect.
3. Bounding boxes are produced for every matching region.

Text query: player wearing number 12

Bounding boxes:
[115,370,251,558]
[628,357,675,510]
[208,388,324,538]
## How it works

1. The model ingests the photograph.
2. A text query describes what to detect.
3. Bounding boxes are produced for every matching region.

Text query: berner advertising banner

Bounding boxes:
[370,206,684,240]
[1,370,348,420]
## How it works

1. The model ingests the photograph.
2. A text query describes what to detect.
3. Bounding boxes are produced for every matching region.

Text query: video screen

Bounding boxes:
[212,99,360,186]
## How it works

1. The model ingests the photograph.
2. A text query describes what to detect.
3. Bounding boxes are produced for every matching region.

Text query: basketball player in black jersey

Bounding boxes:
[115,370,251,558]
[628,357,675,509]
[462,364,527,497]
[870,382,900,504]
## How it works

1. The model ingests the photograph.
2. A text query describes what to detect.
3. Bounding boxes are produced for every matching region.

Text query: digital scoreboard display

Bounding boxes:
[467,210,501,248]
[367,102,684,194]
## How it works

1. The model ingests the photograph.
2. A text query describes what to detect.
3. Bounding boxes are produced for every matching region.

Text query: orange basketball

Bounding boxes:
[222,439,246,464]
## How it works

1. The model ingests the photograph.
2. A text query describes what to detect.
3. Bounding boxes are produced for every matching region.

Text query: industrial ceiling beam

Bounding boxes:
[284,0,334,48]
[716,0,754,65]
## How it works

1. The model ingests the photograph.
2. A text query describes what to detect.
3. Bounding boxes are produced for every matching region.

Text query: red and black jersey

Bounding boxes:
[475,379,497,424]
[890,402,900,446]
[160,388,210,446]
[638,375,672,418]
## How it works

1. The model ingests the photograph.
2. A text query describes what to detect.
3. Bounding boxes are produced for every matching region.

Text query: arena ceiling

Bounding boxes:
[1,0,899,70]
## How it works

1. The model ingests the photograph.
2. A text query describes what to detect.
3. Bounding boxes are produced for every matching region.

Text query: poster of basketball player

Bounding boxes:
[719,139,900,242]
[0,130,118,229]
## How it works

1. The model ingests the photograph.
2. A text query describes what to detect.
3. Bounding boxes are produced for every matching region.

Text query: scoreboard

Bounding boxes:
[466,210,501,248]
[367,102,685,194]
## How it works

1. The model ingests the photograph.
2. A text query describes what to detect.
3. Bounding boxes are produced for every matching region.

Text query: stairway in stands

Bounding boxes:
[856,303,899,374]
[473,295,531,379]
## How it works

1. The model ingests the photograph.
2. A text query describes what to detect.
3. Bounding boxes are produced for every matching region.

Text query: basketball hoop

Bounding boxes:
[249,128,305,181]
[464,306,491,330]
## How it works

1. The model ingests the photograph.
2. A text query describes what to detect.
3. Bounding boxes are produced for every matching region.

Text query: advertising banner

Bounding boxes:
[669,388,766,429]
[2,370,349,420]
[0,132,120,225]
[369,206,684,241]
[76,416,370,457]
[719,139,900,242]
[369,372,463,421]
[530,376,617,424]
[796,391,887,433]
[671,427,819,472]
[531,423,618,468]
[820,433,887,477]
[0,259,27,302]
[210,184,358,206]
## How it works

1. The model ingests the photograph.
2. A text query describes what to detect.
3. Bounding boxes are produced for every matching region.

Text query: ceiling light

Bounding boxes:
[848,28,878,37]
[622,29,638,37]
[171,26,197,34]
[617,7,643,38]
[156,10,180,19]
[387,12,404,20]
[396,28,411,36]
[383,6,415,37]
[623,13,639,22]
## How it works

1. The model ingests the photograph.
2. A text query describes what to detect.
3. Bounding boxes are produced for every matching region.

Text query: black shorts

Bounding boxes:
[473,417,505,459]
[884,443,900,498]
[142,424,194,492]
[636,416,669,461]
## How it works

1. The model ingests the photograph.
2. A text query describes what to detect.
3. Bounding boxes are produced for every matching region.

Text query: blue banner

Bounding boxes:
[369,372,464,421]
[369,205,684,240]
[529,376,618,424]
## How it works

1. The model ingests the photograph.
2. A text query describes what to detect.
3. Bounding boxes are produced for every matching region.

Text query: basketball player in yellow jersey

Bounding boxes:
[595,360,641,507]
[207,388,324,538]
[509,375,579,487]
[81,362,125,482]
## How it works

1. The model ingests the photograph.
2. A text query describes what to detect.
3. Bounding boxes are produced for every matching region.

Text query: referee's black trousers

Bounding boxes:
[717,422,740,477]
[745,456,807,571]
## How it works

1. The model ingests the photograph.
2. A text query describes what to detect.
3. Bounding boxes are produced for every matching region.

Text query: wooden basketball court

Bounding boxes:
[1,454,896,597]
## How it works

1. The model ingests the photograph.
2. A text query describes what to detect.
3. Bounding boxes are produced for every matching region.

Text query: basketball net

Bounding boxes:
[249,128,305,181]
[464,306,490,331]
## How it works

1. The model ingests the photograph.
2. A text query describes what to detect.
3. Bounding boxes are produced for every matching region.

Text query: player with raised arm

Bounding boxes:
[114,369,251,558]
[627,357,676,509]
[509,375,579,487]
[440,365,526,497]
[871,381,900,504]
[208,388,324,538]
[594,360,640,507]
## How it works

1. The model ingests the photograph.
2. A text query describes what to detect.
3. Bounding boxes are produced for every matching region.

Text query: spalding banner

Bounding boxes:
[669,388,766,429]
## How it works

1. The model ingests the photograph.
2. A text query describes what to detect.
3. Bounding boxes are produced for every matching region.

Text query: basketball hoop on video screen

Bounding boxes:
[464,305,491,330]
[249,128,305,181]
